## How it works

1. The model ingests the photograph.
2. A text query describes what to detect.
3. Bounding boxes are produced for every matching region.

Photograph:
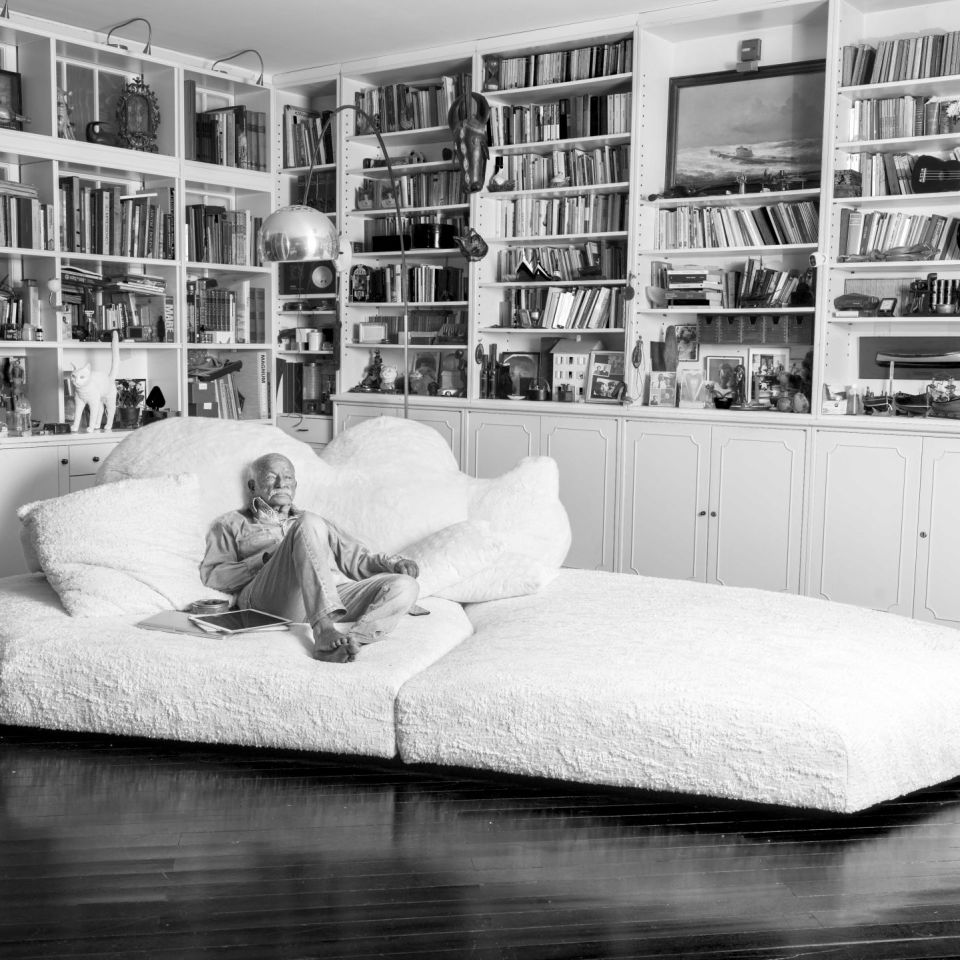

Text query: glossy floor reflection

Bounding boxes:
[3,726,960,959]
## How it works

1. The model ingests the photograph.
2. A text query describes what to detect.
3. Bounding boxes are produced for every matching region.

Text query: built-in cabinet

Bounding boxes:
[0,436,119,577]
[620,420,806,592]
[809,429,960,626]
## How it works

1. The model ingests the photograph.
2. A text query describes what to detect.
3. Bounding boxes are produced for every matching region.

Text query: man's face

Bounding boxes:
[250,455,297,511]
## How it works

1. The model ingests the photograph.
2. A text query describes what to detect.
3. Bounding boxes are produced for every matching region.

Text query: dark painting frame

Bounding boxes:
[0,69,23,131]
[665,59,825,196]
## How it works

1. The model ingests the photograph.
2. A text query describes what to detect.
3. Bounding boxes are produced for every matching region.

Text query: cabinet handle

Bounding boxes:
[60,458,68,465]
[697,510,707,517]
[920,531,928,539]
[710,511,718,517]
[92,456,101,463]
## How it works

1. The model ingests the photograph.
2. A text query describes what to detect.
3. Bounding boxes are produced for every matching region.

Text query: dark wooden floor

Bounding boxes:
[3,728,960,960]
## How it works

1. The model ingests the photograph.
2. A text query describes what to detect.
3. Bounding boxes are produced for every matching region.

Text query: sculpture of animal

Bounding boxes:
[448,92,490,193]
[69,331,120,432]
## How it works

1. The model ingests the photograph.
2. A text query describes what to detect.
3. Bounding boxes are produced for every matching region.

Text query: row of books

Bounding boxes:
[841,33,960,87]
[495,144,630,190]
[848,152,947,197]
[652,259,808,311]
[356,169,466,211]
[185,203,262,266]
[484,38,632,90]
[59,179,176,260]
[655,201,820,250]
[838,207,960,260]
[498,241,625,282]
[282,105,335,168]
[498,192,628,238]
[187,278,236,341]
[529,284,624,329]
[353,73,472,134]
[0,190,53,251]
[848,96,960,142]
[361,215,467,249]
[487,93,632,146]
[350,264,467,304]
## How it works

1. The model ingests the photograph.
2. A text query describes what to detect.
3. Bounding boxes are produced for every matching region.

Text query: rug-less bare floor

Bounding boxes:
[2,725,960,960]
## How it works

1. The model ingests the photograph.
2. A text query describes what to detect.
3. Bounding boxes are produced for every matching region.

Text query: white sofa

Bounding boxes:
[4,415,960,814]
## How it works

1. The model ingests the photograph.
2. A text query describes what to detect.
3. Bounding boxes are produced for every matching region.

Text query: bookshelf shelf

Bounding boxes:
[492,133,630,156]
[487,72,633,102]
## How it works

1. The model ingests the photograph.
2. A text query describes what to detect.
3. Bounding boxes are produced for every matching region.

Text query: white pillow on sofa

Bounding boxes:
[17,473,225,618]
[402,519,507,598]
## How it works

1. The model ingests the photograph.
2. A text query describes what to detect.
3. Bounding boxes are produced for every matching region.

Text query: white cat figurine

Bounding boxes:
[69,331,120,433]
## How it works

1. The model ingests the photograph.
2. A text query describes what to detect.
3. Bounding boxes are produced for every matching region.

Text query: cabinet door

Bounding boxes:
[333,403,399,435]
[808,431,922,616]
[541,415,618,571]
[407,408,463,468]
[466,411,540,479]
[0,445,63,577]
[915,438,960,627]
[708,426,806,593]
[620,421,710,581]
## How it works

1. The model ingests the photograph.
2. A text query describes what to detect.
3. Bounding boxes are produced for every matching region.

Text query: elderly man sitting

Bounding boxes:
[200,452,420,663]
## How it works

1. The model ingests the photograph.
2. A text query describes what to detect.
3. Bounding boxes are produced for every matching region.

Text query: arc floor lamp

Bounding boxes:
[258,104,412,417]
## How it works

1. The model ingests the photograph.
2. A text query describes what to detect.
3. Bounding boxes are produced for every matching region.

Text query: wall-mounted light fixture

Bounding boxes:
[211,49,264,86]
[105,17,153,55]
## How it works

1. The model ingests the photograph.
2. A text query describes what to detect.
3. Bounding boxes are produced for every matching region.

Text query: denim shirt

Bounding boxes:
[199,501,395,596]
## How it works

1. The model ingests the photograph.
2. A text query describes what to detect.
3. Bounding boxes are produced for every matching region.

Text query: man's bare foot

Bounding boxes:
[311,641,359,663]
[312,623,361,663]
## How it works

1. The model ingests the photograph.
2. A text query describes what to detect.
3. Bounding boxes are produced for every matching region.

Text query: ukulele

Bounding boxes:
[911,155,960,193]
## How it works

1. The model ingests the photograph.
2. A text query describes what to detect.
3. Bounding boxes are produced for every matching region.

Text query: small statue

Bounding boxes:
[57,88,75,139]
[68,331,120,432]
[448,91,490,193]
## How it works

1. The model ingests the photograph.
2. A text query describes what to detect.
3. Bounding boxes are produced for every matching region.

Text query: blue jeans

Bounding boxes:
[236,512,418,643]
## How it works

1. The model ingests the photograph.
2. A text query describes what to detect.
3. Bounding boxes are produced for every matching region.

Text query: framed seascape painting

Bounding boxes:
[665,59,825,196]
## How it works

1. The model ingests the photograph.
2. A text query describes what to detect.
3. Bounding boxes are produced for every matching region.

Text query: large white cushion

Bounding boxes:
[397,569,960,813]
[96,416,571,605]
[0,573,473,758]
[17,473,226,617]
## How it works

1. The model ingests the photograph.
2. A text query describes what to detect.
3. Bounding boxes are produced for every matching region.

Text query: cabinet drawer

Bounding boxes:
[66,442,118,477]
[277,415,333,447]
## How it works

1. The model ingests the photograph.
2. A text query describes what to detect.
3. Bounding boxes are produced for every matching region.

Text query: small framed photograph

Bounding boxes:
[0,69,24,131]
[586,351,626,403]
[649,371,678,407]
[704,354,744,394]
[678,367,706,408]
[748,347,790,399]
[675,322,699,361]
[409,350,440,395]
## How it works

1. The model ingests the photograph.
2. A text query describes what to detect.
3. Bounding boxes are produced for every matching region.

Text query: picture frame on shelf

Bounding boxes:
[703,353,745,395]
[649,371,678,407]
[678,367,706,408]
[586,351,626,403]
[665,59,825,195]
[747,347,790,398]
[0,69,24,131]
[675,322,699,361]
[409,350,440,395]
[116,75,160,152]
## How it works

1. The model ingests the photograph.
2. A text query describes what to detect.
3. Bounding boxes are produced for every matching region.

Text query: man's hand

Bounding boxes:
[392,557,419,578]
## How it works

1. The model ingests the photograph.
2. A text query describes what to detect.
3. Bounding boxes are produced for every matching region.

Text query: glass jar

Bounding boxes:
[12,395,32,436]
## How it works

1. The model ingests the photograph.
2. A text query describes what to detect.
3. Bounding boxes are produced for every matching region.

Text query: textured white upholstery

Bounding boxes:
[396,569,960,813]
[0,573,471,758]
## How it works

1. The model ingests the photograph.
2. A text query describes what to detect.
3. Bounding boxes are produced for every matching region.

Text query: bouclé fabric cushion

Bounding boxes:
[17,473,226,617]
[401,519,507,598]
